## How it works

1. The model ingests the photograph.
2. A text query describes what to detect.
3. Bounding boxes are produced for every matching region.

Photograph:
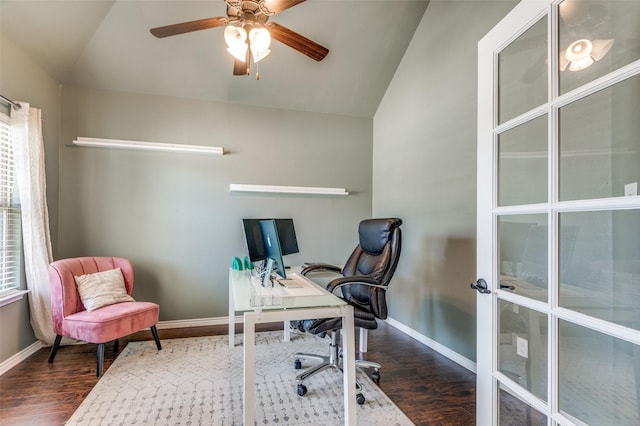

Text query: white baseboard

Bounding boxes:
[0,340,44,376]
[156,316,243,329]
[385,316,477,374]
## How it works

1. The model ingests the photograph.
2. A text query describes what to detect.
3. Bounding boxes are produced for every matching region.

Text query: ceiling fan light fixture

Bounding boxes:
[224,25,247,48]
[227,44,248,62]
[249,27,271,52]
[251,47,271,63]
[561,38,614,72]
[566,39,592,62]
[247,26,271,63]
[567,55,594,71]
[224,24,249,62]
[564,38,594,71]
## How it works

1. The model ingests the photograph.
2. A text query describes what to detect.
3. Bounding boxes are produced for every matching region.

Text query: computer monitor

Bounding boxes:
[274,218,299,256]
[259,219,287,278]
[241,218,299,277]
[242,219,268,262]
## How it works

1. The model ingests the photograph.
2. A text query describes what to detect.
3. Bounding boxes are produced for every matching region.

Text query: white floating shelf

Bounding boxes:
[73,137,224,155]
[230,184,349,196]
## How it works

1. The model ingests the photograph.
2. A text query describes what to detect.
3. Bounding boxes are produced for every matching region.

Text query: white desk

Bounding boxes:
[228,268,357,425]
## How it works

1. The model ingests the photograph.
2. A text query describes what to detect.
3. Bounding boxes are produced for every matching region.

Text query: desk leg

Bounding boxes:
[341,305,356,425]
[243,312,257,426]
[283,320,290,342]
[229,273,235,348]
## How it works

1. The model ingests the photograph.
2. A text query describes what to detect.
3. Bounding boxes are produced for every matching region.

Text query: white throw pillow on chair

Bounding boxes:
[74,268,135,311]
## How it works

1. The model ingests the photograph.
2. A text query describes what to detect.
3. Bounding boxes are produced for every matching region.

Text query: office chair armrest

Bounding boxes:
[326,276,387,294]
[301,263,342,276]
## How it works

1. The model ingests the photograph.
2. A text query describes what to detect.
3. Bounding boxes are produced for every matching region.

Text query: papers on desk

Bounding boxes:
[248,273,324,308]
[276,273,324,297]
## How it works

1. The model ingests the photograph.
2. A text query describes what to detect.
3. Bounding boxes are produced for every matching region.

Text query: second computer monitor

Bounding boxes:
[274,218,299,256]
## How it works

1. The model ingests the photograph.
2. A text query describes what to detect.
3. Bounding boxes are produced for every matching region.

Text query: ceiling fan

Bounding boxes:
[519,1,615,82]
[558,0,614,72]
[150,0,329,78]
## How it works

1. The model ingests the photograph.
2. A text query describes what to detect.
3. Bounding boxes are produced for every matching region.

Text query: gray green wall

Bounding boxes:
[58,86,372,321]
[373,0,517,362]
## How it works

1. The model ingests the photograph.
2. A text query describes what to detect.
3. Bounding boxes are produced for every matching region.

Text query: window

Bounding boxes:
[0,112,22,303]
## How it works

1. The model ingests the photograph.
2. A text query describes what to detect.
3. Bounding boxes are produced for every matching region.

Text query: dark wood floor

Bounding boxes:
[0,321,476,425]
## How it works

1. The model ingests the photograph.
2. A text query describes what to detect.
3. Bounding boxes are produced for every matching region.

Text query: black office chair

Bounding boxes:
[292,218,402,405]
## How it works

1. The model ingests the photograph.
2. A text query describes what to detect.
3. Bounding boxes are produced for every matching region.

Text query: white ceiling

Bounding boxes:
[0,0,430,118]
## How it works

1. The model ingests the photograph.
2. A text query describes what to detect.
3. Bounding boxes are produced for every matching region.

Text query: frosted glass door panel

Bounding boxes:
[559,320,640,425]
[498,214,548,302]
[498,300,548,401]
[499,386,547,426]
[498,115,548,206]
[559,75,640,201]
[559,0,640,95]
[499,17,548,124]
[559,209,640,329]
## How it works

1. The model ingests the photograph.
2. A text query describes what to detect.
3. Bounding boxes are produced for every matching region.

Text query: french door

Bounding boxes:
[476,0,640,424]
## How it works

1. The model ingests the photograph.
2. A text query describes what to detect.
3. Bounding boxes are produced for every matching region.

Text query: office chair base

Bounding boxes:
[294,358,366,405]
[294,332,379,405]
[355,359,381,383]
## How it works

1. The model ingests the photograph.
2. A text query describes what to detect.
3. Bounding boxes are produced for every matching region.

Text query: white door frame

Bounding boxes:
[477,0,640,424]
[477,2,551,424]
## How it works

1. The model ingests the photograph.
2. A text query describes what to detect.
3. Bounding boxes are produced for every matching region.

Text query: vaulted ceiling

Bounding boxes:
[0,0,429,118]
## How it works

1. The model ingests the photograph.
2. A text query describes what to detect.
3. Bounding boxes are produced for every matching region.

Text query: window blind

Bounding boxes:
[0,114,21,294]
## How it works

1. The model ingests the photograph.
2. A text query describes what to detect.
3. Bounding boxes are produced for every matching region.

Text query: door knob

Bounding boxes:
[471,278,491,294]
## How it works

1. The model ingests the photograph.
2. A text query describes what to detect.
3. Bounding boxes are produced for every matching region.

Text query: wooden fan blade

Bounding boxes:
[233,60,247,75]
[265,22,328,62]
[233,49,251,76]
[150,17,228,38]
[262,0,306,15]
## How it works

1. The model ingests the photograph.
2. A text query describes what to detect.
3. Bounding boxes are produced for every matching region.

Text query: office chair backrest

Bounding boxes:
[341,218,402,319]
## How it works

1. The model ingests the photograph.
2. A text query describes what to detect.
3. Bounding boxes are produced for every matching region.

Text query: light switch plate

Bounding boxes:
[516,336,529,359]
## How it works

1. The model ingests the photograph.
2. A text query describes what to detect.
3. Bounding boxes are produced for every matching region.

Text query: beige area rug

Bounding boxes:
[66,331,414,425]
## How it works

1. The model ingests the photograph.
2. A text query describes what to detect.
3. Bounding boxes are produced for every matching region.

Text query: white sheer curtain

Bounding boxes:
[12,103,55,344]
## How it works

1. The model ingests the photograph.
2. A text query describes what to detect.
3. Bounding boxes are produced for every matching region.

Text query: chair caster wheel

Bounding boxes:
[371,370,380,383]
[294,359,302,369]
[297,384,307,396]
[356,393,366,405]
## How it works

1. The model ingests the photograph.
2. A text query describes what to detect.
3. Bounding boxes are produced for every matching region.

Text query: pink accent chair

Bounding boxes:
[48,257,161,377]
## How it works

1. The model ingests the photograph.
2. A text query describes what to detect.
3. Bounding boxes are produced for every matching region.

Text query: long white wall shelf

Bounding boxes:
[229,184,349,196]
[73,137,224,155]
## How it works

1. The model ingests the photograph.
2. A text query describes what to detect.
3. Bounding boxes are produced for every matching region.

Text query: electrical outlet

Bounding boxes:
[516,336,528,359]
[624,182,638,197]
